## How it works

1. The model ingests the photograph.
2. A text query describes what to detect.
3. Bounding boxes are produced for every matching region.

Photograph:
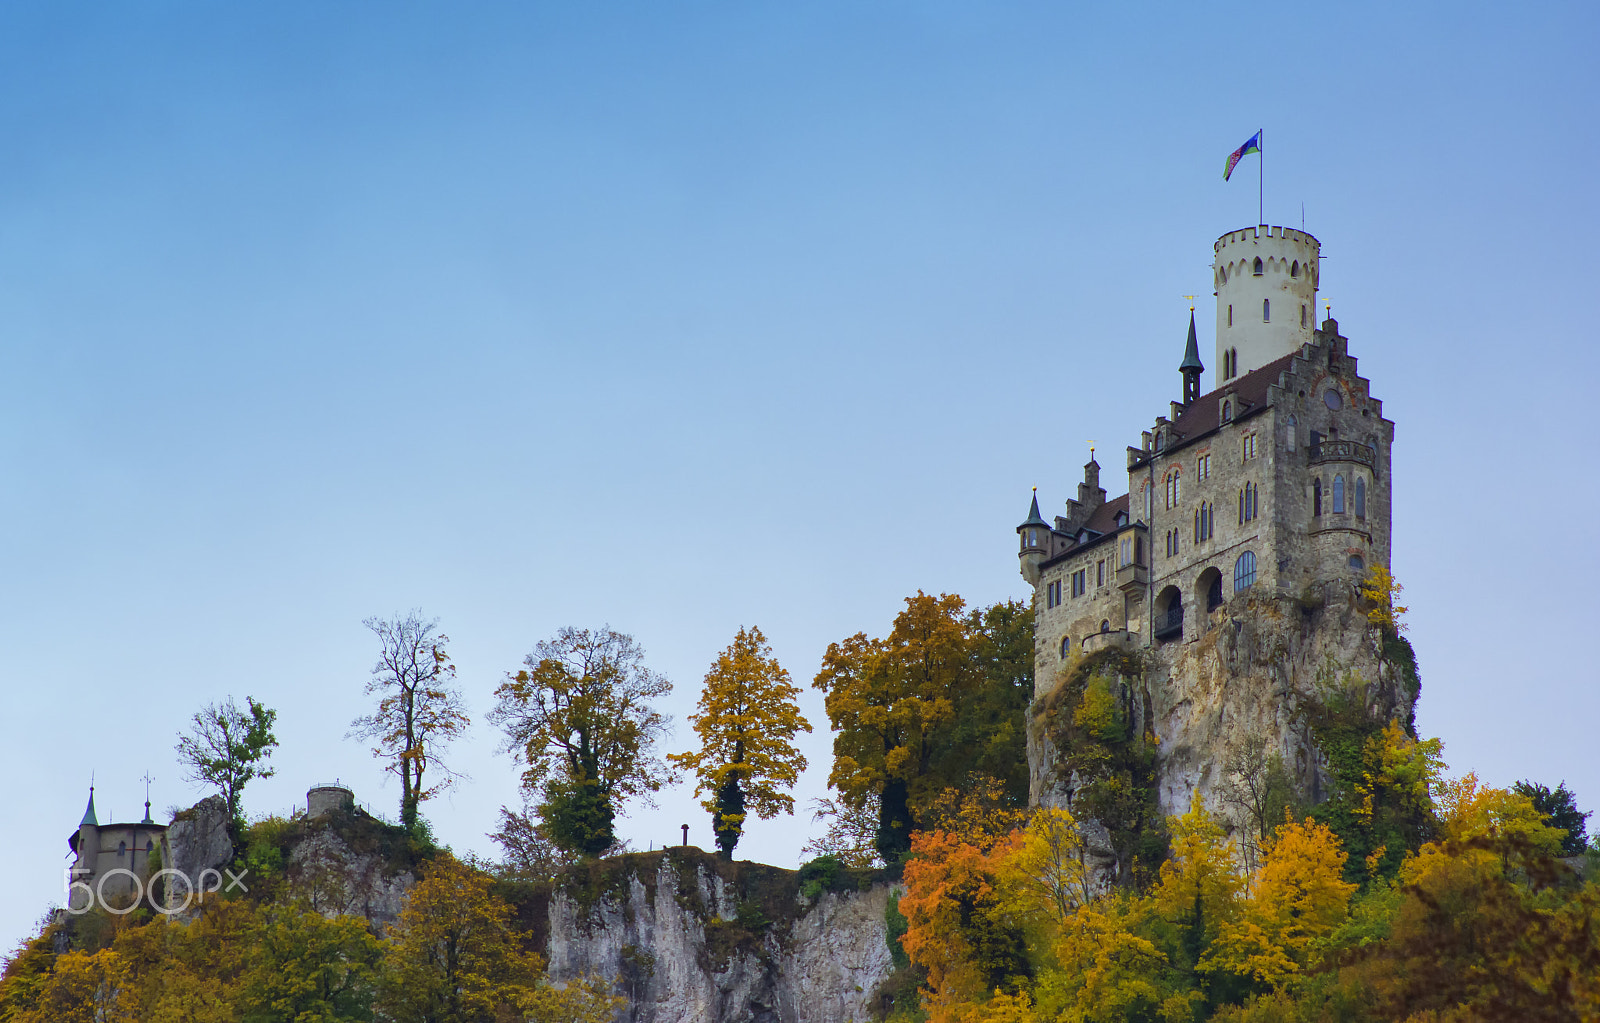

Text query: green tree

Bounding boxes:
[176,696,280,826]
[349,611,470,834]
[490,626,674,858]
[1513,779,1591,856]
[668,626,812,859]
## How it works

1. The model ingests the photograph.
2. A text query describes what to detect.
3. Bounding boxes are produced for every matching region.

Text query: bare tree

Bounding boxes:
[1218,733,1294,872]
[349,611,470,833]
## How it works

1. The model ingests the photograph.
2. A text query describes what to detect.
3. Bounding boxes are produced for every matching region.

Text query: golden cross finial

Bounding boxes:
[1181,294,1198,311]
[1087,440,1096,460]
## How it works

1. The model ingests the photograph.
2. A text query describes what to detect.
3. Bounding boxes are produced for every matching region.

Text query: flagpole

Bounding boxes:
[1258,128,1264,226]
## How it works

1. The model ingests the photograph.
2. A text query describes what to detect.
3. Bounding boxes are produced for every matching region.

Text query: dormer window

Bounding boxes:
[1222,399,1232,422]
[1253,257,1264,275]
[1115,511,1127,527]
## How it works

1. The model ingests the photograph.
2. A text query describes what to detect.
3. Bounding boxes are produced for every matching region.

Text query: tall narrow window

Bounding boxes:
[1291,260,1299,277]
[1228,304,1233,327]
[1060,637,1071,658]
[1234,551,1257,591]
[1355,478,1367,519]
[1222,400,1232,422]
[1144,481,1154,519]
[1314,479,1322,516]
[1097,560,1105,587]
[1253,257,1263,275]
[1286,415,1297,452]
[1333,475,1346,514]
[1301,304,1307,327]
[1263,298,1271,322]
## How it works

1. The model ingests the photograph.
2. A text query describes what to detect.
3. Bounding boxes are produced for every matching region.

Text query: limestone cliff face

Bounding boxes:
[544,851,898,1023]
[1028,581,1418,877]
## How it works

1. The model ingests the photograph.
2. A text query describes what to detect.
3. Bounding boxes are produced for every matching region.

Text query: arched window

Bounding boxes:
[1333,474,1346,514]
[1222,400,1232,422]
[1285,414,1297,452]
[1100,620,1111,633]
[1253,257,1263,276]
[1355,477,1366,519]
[1233,550,1257,591]
[1313,478,1323,516]
[1348,555,1365,573]
[1263,298,1271,322]
[1291,260,1299,278]
[1144,481,1154,518]
[1060,637,1071,659]
[117,841,126,858]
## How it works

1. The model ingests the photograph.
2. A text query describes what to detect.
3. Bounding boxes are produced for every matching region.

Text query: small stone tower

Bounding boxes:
[1213,226,1319,382]
[307,782,356,818]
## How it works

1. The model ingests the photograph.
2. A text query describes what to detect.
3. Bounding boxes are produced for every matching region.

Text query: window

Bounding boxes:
[1135,535,1144,564]
[1222,400,1233,422]
[1324,388,1343,410]
[1166,529,1177,557]
[1348,555,1365,573]
[1263,298,1271,322]
[1096,560,1105,587]
[1355,478,1367,519]
[1234,550,1257,591]
[1115,511,1127,527]
[1253,257,1263,275]
[117,842,126,858]
[1045,579,1060,608]
[1195,501,1212,540]
[1285,415,1297,453]
[1242,433,1256,460]
[1301,304,1307,327]
[1239,481,1258,523]
[1120,537,1132,566]
[1060,637,1071,658]
[1026,529,1037,548]
[1166,470,1181,509]
[1333,474,1346,514]
[1197,453,1211,480]
[1291,260,1299,278]
[1144,481,1154,519]
[1100,620,1111,633]
[1072,569,1087,597]
[1228,304,1233,326]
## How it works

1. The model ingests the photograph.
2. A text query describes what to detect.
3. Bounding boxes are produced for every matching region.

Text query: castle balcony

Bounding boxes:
[1308,439,1376,469]
[1153,605,1183,641]
[1081,628,1133,656]
[1116,563,1148,593]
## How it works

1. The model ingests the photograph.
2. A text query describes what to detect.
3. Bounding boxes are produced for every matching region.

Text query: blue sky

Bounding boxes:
[2,2,1596,949]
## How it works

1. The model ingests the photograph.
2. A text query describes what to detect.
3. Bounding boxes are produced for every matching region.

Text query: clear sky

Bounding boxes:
[2,2,1596,950]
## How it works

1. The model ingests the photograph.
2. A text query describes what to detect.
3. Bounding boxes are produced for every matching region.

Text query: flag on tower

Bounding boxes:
[1224,131,1261,181]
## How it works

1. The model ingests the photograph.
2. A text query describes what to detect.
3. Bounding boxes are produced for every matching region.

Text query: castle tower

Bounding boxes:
[1213,226,1319,382]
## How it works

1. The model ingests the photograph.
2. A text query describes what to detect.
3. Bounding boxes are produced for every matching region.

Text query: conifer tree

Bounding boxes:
[670,626,811,859]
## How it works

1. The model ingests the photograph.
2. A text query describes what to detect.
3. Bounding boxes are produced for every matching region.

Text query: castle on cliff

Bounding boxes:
[1016,225,1412,844]
[1018,224,1392,672]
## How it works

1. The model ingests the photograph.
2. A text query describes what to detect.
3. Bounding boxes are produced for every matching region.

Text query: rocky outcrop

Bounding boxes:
[1028,584,1419,879]
[286,825,414,933]
[544,850,899,1023]
[162,795,234,911]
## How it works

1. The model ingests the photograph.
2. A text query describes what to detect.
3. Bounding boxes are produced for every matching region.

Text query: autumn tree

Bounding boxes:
[801,796,883,869]
[349,611,469,834]
[668,626,811,859]
[490,626,674,857]
[237,908,382,1023]
[814,592,986,862]
[379,854,620,1023]
[176,695,279,826]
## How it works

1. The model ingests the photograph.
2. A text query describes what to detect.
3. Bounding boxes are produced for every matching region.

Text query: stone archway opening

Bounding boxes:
[1154,585,1183,641]
[1196,567,1224,614]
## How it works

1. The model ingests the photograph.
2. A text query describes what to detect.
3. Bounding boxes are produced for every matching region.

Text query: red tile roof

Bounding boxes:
[1168,350,1296,444]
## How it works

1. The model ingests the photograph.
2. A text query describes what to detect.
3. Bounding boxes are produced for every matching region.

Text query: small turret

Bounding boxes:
[1017,488,1049,585]
[1180,310,1204,405]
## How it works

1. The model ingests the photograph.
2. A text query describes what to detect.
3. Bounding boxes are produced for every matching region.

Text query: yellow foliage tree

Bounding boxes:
[1359,565,1409,633]
[1433,772,1567,857]
[1201,817,1357,992]
[996,807,1089,925]
[378,854,549,1023]
[813,591,978,861]
[668,626,812,859]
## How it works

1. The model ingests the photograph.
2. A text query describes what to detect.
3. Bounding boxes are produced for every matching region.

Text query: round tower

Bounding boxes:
[1212,226,1319,382]
[307,782,355,817]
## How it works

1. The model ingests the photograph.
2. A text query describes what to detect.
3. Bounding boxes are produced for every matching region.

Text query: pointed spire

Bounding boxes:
[80,787,98,828]
[1180,310,1204,405]
[1179,310,1204,372]
[1019,487,1048,529]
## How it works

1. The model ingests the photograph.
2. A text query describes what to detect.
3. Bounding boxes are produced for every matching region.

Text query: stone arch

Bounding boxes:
[1154,585,1183,641]
[1195,566,1224,613]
